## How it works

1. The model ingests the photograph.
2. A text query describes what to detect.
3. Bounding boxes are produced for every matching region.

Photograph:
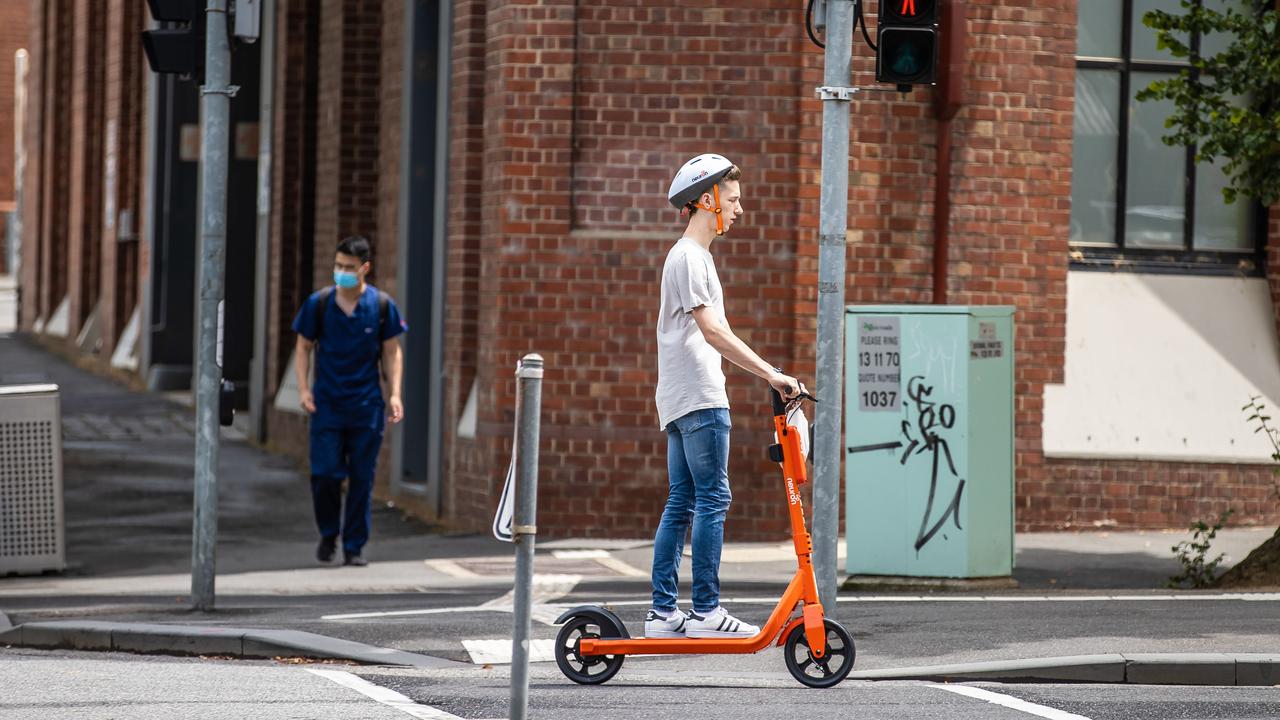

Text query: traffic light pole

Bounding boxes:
[812,0,854,616]
[192,0,234,611]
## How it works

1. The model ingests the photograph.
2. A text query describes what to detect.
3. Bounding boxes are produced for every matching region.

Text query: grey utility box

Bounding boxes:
[0,384,66,575]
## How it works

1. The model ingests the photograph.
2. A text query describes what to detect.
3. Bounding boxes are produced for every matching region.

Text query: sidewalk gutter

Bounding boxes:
[850,653,1280,686]
[0,621,467,669]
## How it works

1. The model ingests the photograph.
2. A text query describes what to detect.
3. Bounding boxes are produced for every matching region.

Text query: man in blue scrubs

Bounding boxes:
[292,236,407,566]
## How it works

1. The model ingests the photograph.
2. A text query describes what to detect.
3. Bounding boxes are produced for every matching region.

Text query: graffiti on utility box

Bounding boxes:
[898,375,966,552]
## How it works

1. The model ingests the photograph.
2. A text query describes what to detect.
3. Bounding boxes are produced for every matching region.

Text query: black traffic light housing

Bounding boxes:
[875,0,940,87]
[142,0,205,79]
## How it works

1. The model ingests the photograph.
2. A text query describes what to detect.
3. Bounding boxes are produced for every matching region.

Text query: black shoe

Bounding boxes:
[343,552,368,567]
[317,537,337,563]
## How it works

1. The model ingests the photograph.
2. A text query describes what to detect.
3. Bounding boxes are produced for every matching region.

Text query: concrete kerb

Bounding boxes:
[2,618,1275,684]
[850,653,1280,686]
[0,621,465,669]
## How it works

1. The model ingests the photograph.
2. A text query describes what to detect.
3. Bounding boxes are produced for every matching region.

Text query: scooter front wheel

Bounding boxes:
[783,619,855,688]
[554,615,625,685]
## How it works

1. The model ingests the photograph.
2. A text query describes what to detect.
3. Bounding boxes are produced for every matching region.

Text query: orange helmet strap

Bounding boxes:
[712,183,724,235]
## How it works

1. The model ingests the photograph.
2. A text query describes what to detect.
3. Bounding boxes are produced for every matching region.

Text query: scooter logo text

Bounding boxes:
[786,478,800,506]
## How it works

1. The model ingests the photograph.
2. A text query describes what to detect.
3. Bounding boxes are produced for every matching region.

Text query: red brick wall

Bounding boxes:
[65,0,104,339]
[313,0,383,290]
[1034,459,1278,530]
[266,0,398,480]
[377,0,403,300]
[18,0,141,348]
[437,0,1280,539]
[266,0,321,410]
[36,0,74,327]
[840,1,1076,532]
[0,0,29,274]
[96,0,145,354]
[442,0,487,521]
[18,0,41,324]
[442,0,827,540]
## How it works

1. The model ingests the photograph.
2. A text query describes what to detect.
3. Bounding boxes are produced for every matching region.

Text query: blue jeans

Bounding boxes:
[651,407,732,614]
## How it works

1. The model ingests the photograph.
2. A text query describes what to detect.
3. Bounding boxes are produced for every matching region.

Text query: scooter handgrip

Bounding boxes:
[769,368,789,416]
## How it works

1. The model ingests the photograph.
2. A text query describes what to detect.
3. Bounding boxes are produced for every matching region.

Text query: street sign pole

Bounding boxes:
[509,354,543,720]
[192,0,235,611]
[812,0,854,615]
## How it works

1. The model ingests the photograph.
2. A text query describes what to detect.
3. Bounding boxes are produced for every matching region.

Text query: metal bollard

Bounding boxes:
[510,353,543,720]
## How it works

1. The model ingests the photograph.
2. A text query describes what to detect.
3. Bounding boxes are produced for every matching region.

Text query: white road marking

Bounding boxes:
[548,593,1280,607]
[307,668,466,720]
[552,549,609,559]
[462,638,557,665]
[478,574,580,626]
[324,575,580,623]
[323,592,1280,621]
[592,555,650,578]
[423,559,481,578]
[933,684,1093,720]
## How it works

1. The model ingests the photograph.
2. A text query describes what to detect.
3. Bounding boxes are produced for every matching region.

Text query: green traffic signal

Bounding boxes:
[879,28,937,84]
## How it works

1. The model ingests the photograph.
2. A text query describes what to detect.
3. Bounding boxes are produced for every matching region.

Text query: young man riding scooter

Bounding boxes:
[648,154,807,639]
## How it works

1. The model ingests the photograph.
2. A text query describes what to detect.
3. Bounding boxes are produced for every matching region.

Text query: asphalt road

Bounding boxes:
[4,648,1279,720]
[6,584,1279,670]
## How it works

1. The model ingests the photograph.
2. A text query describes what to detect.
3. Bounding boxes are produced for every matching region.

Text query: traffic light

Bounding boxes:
[141,0,205,78]
[876,0,940,86]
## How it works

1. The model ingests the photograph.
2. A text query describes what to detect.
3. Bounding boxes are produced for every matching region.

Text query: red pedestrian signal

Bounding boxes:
[876,0,939,86]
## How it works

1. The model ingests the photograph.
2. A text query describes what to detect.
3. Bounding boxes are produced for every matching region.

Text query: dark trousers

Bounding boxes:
[309,402,385,554]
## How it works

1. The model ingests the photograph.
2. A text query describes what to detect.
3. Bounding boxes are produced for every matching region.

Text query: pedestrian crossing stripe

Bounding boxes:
[463,638,557,665]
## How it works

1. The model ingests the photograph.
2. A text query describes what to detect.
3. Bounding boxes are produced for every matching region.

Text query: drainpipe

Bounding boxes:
[933,0,966,304]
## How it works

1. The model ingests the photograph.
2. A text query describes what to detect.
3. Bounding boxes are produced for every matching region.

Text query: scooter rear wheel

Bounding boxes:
[783,619,855,688]
[554,615,625,685]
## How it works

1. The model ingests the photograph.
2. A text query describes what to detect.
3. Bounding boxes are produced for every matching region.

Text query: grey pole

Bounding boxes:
[510,353,543,720]
[249,0,275,444]
[812,0,854,615]
[192,0,235,611]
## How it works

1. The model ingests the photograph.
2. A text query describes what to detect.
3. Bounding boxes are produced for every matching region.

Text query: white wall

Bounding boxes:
[1043,271,1280,463]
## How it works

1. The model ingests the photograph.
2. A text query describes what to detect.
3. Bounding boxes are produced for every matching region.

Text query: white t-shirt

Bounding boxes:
[655,237,729,428]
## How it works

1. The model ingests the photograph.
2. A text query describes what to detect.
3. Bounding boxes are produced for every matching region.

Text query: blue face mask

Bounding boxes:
[334,270,360,289]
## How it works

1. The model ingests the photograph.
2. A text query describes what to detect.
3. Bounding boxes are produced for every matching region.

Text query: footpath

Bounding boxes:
[0,327,1277,686]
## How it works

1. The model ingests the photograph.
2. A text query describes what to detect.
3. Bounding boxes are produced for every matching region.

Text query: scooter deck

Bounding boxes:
[580,572,819,657]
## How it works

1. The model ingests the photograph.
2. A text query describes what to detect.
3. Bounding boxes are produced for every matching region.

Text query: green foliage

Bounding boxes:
[1242,395,1280,494]
[1136,1,1280,206]
[1168,508,1234,588]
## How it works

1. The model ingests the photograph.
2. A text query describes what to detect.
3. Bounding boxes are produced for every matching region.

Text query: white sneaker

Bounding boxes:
[684,606,759,638]
[644,608,688,638]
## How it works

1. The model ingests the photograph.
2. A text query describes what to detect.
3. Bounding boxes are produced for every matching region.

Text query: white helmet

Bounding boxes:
[667,153,735,210]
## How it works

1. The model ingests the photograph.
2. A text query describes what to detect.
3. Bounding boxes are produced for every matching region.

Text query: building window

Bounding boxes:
[1070,0,1264,274]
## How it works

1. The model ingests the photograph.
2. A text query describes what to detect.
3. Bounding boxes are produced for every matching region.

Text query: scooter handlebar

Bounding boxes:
[768,368,817,415]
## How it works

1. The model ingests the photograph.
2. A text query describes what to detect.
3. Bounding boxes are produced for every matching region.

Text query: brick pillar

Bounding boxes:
[267,0,321,403]
[377,0,403,299]
[442,0,487,515]
[37,0,73,327]
[18,0,43,328]
[312,0,382,290]
[451,0,578,525]
[65,0,104,339]
[0,1,29,275]
[97,0,145,353]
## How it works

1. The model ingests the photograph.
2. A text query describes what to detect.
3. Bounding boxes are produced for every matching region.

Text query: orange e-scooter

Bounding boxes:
[552,381,855,688]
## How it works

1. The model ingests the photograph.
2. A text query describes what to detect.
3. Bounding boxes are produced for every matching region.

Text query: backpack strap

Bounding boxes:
[376,290,390,381]
[377,290,390,336]
[312,286,335,344]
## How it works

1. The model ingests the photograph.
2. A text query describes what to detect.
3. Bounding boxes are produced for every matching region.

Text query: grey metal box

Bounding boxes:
[0,384,65,574]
